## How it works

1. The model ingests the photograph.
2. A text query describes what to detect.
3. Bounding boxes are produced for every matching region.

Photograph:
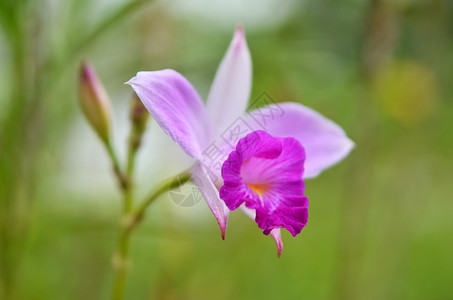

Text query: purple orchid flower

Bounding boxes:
[127,26,354,256]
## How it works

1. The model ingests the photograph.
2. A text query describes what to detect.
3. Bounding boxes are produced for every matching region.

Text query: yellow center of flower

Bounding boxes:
[247,183,270,197]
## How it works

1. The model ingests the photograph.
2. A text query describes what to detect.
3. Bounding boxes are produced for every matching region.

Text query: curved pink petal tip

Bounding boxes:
[270,229,283,258]
[191,163,229,239]
[207,24,252,136]
[233,24,245,52]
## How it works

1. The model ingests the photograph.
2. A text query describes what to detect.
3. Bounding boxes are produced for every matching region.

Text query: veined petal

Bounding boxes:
[245,102,354,178]
[207,25,252,136]
[191,162,230,239]
[220,130,308,237]
[127,69,211,158]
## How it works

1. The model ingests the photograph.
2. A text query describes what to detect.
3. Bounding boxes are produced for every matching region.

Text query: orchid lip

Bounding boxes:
[220,130,309,239]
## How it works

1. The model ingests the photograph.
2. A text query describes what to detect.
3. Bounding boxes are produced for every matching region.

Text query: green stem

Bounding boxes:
[124,127,139,213]
[110,170,192,300]
[111,218,132,300]
[105,140,126,189]
[110,93,149,300]
[134,171,192,223]
[110,136,135,300]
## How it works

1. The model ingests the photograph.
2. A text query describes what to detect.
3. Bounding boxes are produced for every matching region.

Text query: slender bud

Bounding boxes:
[129,92,149,151]
[78,61,112,144]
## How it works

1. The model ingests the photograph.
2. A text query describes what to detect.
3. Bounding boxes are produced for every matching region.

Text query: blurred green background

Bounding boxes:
[1,0,452,299]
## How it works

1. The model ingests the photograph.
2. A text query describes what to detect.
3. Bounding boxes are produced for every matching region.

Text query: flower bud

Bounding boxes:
[130,92,149,134]
[129,92,150,151]
[78,61,112,144]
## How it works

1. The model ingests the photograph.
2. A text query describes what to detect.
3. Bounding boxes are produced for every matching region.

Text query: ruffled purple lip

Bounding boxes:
[220,130,309,237]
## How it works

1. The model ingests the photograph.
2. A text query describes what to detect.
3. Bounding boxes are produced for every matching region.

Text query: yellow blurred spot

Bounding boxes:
[247,183,270,197]
[373,61,438,126]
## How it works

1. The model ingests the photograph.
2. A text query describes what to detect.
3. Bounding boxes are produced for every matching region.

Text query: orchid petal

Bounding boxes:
[220,130,308,237]
[270,229,283,258]
[207,25,252,136]
[245,102,354,178]
[191,162,230,239]
[127,69,211,158]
